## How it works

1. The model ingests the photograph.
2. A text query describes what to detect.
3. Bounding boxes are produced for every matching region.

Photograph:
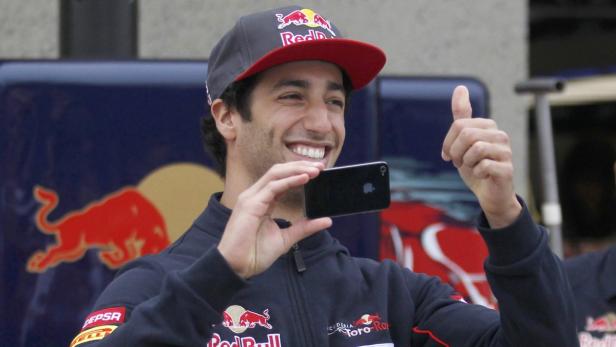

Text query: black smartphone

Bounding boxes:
[304,161,390,218]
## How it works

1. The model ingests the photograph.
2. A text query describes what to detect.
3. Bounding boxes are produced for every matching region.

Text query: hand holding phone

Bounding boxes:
[304,161,391,218]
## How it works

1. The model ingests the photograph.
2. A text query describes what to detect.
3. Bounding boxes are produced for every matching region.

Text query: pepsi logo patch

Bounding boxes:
[81,306,126,330]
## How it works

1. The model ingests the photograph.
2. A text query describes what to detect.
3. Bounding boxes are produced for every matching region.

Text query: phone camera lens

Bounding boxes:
[380,165,387,176]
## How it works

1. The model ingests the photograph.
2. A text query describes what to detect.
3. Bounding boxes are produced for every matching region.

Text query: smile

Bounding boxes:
[289,144,326,160]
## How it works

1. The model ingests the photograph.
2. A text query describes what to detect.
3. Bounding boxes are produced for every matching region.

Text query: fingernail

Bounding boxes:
[441,150,449,161]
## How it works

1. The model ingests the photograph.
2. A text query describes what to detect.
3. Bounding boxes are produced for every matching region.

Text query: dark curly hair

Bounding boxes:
[201,70,353,177]
[201,75,260,177]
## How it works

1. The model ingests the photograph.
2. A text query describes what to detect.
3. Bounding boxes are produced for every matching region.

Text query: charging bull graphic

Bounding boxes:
[27,163,225,273]
[221,305,272,334]
[27,186,168,272]
[380,201,496,308]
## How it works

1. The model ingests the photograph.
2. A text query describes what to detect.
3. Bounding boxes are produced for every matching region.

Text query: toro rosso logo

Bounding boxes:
[275,8,336,46]
[328,313,389,338]
[353,313,381,327]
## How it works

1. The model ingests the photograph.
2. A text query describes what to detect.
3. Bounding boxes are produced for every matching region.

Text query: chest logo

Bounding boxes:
[328,312,390,338]
[222,305,272,334]
[585,312,616,333]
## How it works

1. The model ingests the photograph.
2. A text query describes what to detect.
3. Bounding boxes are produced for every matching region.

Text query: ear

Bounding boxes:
[210,99,238,141]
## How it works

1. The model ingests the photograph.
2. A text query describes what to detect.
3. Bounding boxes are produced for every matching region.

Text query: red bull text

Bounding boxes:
[207,333,282,347]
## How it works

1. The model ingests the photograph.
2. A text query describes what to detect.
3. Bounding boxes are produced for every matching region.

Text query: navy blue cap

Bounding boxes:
[206,5,386,105]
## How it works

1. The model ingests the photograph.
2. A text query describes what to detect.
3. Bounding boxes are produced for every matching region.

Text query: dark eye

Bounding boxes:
[328,99,345,109]
[280,93,302,100]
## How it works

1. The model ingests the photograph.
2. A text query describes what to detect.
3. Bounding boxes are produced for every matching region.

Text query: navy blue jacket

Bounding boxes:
[71,194,578,346]
[565,246,616,346]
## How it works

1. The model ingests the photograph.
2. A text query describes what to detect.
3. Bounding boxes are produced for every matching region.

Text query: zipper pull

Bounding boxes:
[292,244,306,273]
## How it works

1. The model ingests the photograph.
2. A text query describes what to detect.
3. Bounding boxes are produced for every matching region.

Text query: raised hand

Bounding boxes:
[217,161,332,279]
[442,86,521,228]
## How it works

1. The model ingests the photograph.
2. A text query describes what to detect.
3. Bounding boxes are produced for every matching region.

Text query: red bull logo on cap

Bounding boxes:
[275,8,336,46]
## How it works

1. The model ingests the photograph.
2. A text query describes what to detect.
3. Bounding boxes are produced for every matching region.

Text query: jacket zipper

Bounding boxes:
[292,243,306,272]
[287,243,315,346]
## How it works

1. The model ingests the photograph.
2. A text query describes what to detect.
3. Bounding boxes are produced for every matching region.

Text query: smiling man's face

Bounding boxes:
[234,60,346,177]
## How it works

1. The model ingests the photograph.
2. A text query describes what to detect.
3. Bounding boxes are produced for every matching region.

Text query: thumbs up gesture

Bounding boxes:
[442,86,521,228]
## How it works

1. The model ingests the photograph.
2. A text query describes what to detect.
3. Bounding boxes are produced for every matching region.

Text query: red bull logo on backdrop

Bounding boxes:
[27,163,224,273]
[28,186,168,273]
[275,8,336,46]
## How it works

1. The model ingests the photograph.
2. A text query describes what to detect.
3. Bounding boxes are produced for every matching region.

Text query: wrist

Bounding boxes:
[217,244,249,279]
[483,195,522,229]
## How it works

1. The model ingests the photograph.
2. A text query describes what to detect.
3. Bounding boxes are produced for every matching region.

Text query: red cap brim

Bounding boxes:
[235,38,386,90]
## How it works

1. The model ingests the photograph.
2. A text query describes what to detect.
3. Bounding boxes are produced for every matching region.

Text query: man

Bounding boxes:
[566,245,616,346]
[70,6,578,347]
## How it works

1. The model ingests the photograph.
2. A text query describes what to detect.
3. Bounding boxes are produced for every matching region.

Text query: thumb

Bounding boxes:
[451,85,472,120]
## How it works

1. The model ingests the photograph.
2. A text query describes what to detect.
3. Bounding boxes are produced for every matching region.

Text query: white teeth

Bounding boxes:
[291,145,325,159]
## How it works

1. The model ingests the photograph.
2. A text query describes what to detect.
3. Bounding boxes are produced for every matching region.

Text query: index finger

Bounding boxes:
[451,85,472,120]
[247,161,324,194]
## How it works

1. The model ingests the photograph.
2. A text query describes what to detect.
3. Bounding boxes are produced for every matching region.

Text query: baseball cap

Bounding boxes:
[206,5,386,105]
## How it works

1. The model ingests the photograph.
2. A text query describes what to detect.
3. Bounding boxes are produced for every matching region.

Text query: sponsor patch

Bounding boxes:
[70,325,117,347]
[579,332,616,346]
[221,305,272,334]
[208,333,282,347]
[274,8,336,47]
[585,312,616,333]
[82,307,126,330]
[328,313,390,338]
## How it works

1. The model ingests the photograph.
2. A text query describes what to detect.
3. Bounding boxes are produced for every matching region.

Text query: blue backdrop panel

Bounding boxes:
[0,61,211,347]
[378,76,489,220]
[328,82,381,260]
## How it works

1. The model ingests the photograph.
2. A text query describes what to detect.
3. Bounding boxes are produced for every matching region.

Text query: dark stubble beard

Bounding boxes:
[278,186,305,210]
[243,126,306,213]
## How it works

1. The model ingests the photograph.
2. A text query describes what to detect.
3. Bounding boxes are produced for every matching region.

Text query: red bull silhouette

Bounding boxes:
[27,186,169,273]
[276,10,308,29]
[221,311,234,328]
[312,13,335,35]
[586,313,616,332]
[238,309,272,329]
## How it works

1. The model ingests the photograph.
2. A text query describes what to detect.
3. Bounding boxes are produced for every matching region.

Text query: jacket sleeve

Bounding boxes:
[68,246,246,347]
[409,199,579,346]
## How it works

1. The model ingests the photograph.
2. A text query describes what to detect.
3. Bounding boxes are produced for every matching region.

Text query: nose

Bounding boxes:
[303,102,333,133]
